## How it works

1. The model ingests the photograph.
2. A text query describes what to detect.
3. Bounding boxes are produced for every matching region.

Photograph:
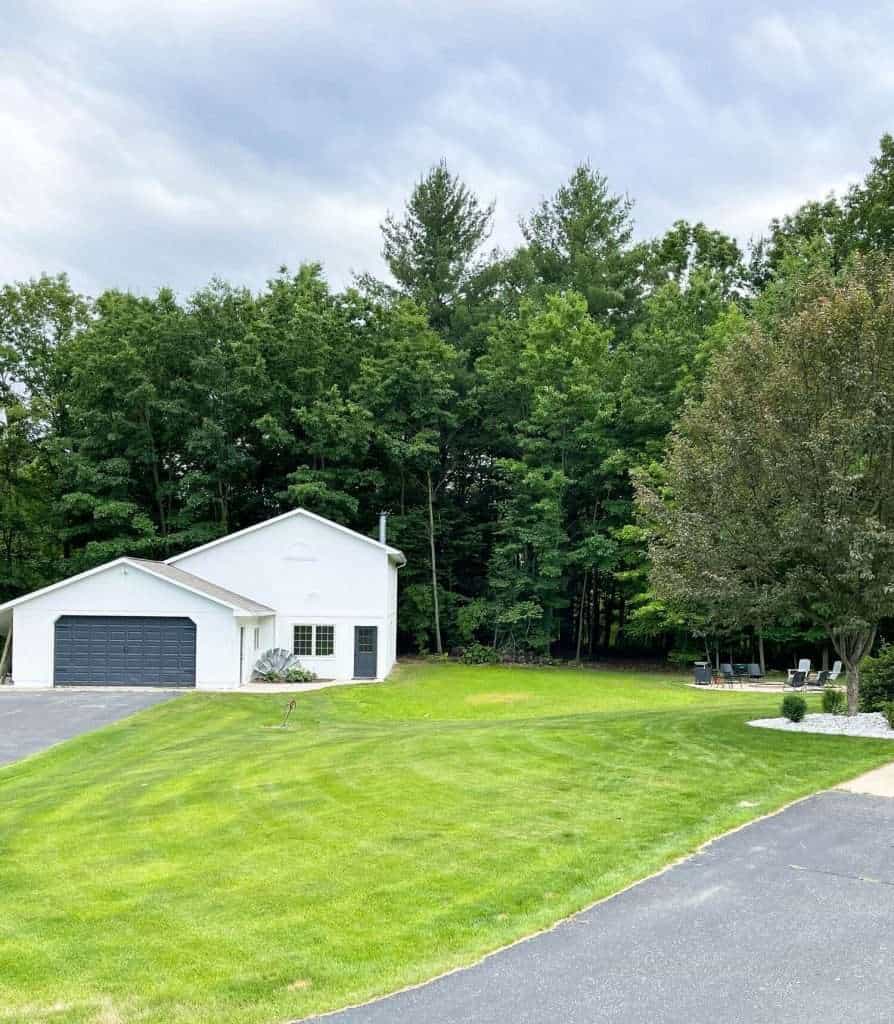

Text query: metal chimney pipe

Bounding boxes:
[378,511,388,544]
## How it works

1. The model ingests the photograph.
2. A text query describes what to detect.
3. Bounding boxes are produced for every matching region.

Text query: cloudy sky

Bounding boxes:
[3,1,893,297]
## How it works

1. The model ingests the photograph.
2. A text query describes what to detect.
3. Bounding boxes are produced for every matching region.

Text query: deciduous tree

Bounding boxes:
[639,255,894,712]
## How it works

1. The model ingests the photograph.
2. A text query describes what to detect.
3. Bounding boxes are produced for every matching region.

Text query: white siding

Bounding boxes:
[11,563,242,689]
[240,616,276,683]
[7,511,401,688]
[383,560,399,678]
[272,617,362,680]
[171,514,389,614]
[172,513,398,680]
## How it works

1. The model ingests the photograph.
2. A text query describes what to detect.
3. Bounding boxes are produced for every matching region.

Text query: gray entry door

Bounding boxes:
[54,615,197,687]
[353,626,378,679]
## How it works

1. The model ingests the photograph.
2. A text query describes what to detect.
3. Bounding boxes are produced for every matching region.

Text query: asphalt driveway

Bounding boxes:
[0,689,178,767]
[315,790,894,1024]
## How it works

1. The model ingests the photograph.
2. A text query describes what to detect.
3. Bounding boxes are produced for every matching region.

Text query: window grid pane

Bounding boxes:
[293,625,312,657]
[315,624,335,656]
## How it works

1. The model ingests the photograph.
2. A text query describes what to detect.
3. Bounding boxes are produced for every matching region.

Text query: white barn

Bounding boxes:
[0,509,405,689]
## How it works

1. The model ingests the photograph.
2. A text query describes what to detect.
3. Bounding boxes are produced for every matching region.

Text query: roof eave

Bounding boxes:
[0,557,133,615]
[0,557,275,619]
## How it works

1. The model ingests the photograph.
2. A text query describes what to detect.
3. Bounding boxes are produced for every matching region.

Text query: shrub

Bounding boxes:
[667,648,704,668]
[461,642,500,665]
[253,648,301,683]
[455,598,491,646]
[859,643,894,711]
[285,665,317,683]
[821,686,846,715]
[882,701,894,730]
[781,694,807,723]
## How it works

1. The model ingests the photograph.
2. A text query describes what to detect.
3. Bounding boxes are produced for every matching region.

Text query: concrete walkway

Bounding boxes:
[228,679,379,694]
[838,761,894,797]
[310,788,894,1024]
[687,682,828,693]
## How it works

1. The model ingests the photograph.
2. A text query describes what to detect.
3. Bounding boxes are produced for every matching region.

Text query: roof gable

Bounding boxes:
[0,557,274,617]
[126,559,274,614]
[165,508,406,566]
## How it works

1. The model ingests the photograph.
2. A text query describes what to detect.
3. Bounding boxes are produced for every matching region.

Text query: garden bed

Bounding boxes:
[749,712,894,739]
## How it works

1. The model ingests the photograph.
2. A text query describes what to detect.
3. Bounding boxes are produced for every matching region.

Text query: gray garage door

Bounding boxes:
[54,616,196,687]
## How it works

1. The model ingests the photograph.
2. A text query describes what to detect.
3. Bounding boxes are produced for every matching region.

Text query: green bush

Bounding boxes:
[781,694,807,723]
[460,643,500,665]
[285,665,317,683]
[667,648,704,668]
[821,686,846,715]
[882,701,894,729]
[859,644,894,711]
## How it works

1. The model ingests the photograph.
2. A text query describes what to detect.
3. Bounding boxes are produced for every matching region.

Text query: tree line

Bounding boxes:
[3,136,894,662]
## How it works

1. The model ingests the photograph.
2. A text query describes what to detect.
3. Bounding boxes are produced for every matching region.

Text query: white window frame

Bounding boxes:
[292,624,336,659]
[314,624,335,657]
[293,624,313,657]
[253,626,260,650]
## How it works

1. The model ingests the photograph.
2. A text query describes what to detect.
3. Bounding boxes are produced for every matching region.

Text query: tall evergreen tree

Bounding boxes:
[517,164,642,333]
[381,161,494,337]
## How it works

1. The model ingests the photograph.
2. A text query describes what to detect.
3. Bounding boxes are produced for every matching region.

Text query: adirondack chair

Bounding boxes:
[828,660,843,682]
[787,659,811,683]
[787,670,807,689]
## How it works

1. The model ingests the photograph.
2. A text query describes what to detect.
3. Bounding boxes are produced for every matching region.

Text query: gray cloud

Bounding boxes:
[3,1,894,297]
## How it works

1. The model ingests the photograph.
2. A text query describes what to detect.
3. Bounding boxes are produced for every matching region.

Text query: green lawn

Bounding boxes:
[2,663,892,1024]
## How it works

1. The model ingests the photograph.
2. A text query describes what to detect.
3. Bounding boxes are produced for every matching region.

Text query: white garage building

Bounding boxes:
[0,509,405,689]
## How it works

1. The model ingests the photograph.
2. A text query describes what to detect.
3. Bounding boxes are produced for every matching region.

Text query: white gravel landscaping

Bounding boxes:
[749,712,894,739]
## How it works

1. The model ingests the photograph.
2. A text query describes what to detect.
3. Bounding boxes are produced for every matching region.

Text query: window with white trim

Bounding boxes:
[292,624,335,657]
[293,625,313,657]
[253,626,260,650]
[315,624,335,657]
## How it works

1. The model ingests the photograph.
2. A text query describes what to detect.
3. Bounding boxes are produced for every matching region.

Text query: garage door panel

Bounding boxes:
[54,616,197,687]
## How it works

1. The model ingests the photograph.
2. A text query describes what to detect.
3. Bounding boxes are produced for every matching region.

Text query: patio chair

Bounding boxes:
[813,670,830,688]
[747,663,763,681]
[787,659,811,683]
[693,664,712,686]
[787,670,807,689]
[828,660,843,682]
[719,663,741,687]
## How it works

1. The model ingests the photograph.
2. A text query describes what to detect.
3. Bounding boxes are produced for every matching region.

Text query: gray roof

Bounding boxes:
[126,558,275,615]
